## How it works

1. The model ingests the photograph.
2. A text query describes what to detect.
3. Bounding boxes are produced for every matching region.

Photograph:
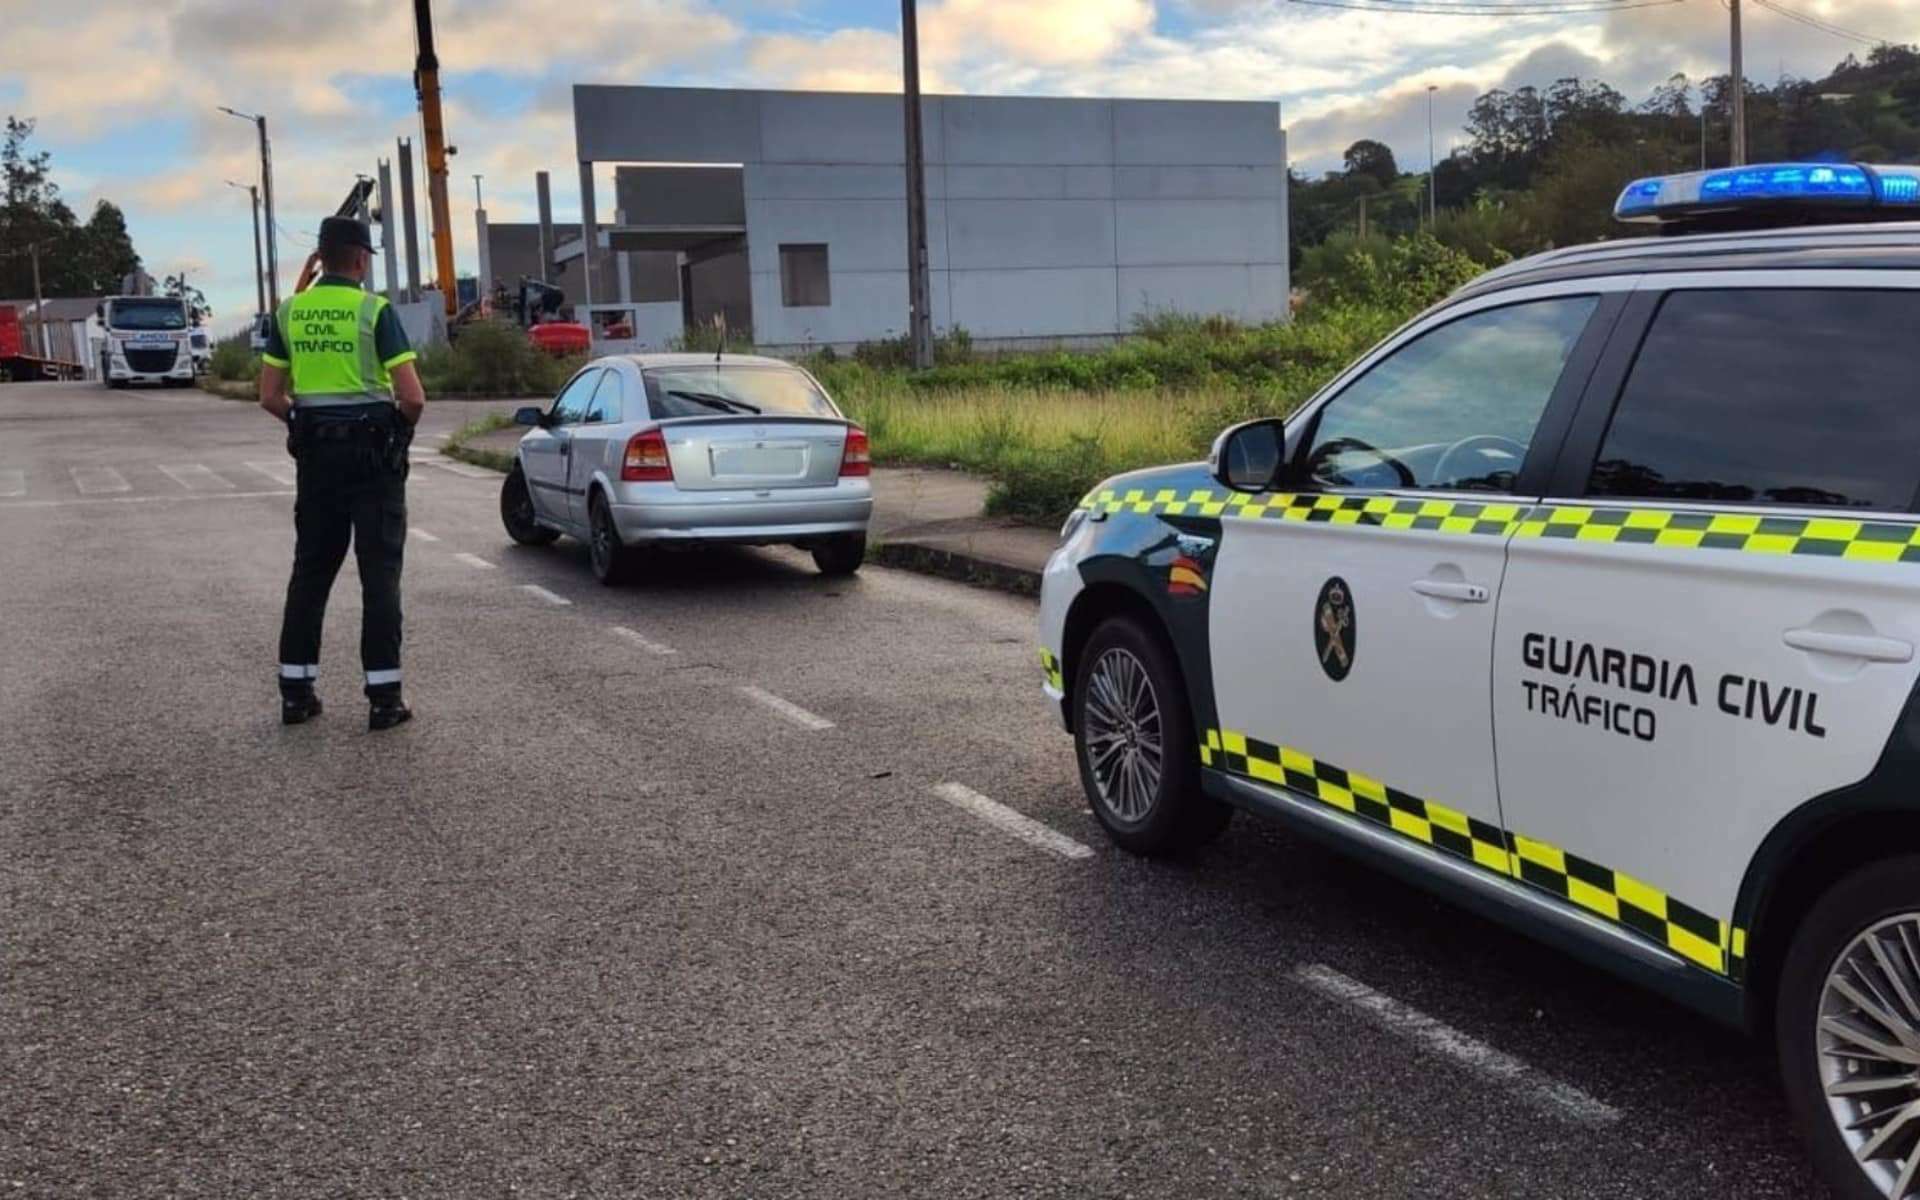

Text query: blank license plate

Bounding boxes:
[711,443,806,478]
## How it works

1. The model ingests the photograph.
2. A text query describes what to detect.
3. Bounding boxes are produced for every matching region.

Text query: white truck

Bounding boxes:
[96,295,197,388]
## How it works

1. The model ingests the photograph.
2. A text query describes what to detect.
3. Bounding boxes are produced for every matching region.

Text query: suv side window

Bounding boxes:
[1301,296,1598,493]
[584,370,622,425]
[550,368,600,425]
[1588,288,1920,511]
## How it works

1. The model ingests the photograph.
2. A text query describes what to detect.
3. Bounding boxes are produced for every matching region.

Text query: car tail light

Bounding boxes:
[840,426,871,477]
[622,429,672,482]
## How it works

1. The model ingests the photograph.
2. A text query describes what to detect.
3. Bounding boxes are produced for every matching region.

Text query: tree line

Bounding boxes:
[0,117,142,300]
[1292,43,1920,267]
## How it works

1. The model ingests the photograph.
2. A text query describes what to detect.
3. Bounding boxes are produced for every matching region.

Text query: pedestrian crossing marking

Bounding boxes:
[158,463,235,492]
[245,461,297,487]
[70,466,130,495]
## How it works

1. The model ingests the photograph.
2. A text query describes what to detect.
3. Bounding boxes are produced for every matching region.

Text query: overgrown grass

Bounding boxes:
[823,303,1409,521]
[210,333,258,382]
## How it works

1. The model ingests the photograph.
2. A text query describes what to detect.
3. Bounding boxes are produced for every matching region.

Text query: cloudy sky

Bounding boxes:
[2,0,1911,330]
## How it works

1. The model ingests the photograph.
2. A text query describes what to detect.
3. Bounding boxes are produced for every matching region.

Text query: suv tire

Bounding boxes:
[1073,616,1229,856]
[500,468,559,547]
[1777,855,1920,1200]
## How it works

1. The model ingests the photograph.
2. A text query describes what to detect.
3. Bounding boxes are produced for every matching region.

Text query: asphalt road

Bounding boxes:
[1,381,1828,1198]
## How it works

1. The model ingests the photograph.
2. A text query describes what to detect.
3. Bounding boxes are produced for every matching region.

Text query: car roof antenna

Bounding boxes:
[714,312,726,365]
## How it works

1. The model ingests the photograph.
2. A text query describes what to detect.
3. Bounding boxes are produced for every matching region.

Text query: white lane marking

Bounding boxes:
[0,469,24,497]
[738,685,835,731]
[408,527,441,543]
[452,552,496,570]
[428,432,451,441]
[70,466,130,495]
[520,583,572,606]
[0,489,293,510]
[158,463,235,492]
[1291,964,1620,1128]
[609,626,676,656]
[244,460,297,486]
[931,782,1095,861]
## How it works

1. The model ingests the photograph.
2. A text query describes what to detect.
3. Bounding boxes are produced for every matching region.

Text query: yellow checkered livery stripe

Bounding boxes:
[1040,648,1064,691]
[1203,729,1734,977]
[1082,487,1525,535]
[1516,505,1920,561]
[1080,486,1920,564]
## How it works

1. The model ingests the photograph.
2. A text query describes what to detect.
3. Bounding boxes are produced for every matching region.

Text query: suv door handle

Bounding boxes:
[1410,579,1490,603]
[1783,628,1914,663]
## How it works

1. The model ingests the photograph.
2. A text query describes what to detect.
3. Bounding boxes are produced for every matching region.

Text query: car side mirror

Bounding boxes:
[514,406,547,428]
[1210,418,1286,493]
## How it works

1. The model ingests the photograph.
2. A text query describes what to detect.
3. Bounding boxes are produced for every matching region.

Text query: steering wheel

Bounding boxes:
[1311,436,1415,489]
[1431,435,1527,489]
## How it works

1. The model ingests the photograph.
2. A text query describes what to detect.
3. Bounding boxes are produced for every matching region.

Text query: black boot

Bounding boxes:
[369,696,412,731]
[281,691,324,725]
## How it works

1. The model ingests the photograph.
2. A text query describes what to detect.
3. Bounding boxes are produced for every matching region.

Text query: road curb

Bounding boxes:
[870,540,1042,596]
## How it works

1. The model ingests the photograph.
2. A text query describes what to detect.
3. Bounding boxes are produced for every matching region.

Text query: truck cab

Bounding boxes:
[97,296,196,388]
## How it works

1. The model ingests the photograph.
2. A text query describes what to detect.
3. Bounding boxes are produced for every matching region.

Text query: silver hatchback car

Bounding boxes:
[499,353,873,583]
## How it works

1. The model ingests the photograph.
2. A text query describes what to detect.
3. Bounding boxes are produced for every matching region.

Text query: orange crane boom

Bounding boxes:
[414,0,457,316]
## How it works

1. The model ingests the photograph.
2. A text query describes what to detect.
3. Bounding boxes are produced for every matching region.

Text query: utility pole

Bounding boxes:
[1357,195,1368,240]
[220,107,281,310]
[1730,0,1747,166]
[226,180,265,316]
[1426,84,1438,228]
[900,0,934,371]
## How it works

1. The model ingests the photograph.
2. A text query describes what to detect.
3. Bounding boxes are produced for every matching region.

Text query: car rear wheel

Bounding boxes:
[812,532,866,576]
[500,468,558,546]
[588,492,635,585]
[1073,616,1229,856]
[1778,856,1920,1200]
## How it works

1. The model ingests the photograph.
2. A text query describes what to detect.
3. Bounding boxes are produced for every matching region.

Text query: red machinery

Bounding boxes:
[528,322,589,356]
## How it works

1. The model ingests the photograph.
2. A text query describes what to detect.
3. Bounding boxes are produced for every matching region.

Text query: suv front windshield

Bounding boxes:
[644,365,837,420]
[108,300,188,331]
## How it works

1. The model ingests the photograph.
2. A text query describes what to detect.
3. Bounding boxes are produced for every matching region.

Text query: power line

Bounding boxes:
[1284,0,1682,12]
[1750,0,1899,47]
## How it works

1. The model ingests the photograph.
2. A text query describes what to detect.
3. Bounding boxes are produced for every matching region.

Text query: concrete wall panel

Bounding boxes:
[1117,264,1288,325]
[948,268,1118,339]
[945,199,1115,271]
[939,96,1112,166]
[749,163,906,201]
[758,92,915,165]
[1114,165,1283,200]
[574,86,761,163]
[944,165,1115,201]
[1113,99,1282,166]
[1114,199,1284,267]
[746,199,907,274]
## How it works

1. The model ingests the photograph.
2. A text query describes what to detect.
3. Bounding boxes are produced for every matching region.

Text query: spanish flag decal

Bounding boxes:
[1169,555,1209,596]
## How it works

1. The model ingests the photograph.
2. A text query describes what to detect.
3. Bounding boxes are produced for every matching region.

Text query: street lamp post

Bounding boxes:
[900,0,934,371]
[225,180,266,317]
[219,106,280,310]
[1427,85,1438,230]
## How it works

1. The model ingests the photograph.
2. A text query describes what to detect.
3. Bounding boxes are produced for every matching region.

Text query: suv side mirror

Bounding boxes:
[1210,418,1286,493]
[514,406,548,428]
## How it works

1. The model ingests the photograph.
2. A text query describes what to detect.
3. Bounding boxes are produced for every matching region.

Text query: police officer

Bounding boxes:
[258,216,427,730]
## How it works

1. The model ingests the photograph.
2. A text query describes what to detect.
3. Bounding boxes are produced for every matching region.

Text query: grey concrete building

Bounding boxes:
[563,85,1289,352]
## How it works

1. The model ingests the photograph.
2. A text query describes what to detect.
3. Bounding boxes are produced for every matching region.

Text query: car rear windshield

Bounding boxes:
[108,301,188,331]
[643,365,837,420]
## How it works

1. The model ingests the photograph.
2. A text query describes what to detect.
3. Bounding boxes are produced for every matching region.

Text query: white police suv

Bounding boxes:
[1039,162,1920,1199]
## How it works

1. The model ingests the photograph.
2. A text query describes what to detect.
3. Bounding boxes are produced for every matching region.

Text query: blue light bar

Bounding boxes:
[1614,162,1920,224]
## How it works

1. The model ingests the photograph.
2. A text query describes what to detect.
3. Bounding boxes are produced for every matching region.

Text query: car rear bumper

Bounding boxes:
[609,478,872,545]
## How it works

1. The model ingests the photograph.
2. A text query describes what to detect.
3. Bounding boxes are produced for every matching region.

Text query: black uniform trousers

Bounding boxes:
[276,405,409,701]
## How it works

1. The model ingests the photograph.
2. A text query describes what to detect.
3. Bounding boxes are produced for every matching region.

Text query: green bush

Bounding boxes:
[209,333,258,382]
[1298,232,1489,313]
[417,320,582,396]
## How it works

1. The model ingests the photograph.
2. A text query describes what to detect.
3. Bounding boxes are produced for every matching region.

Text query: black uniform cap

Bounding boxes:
[318,216,375,255]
